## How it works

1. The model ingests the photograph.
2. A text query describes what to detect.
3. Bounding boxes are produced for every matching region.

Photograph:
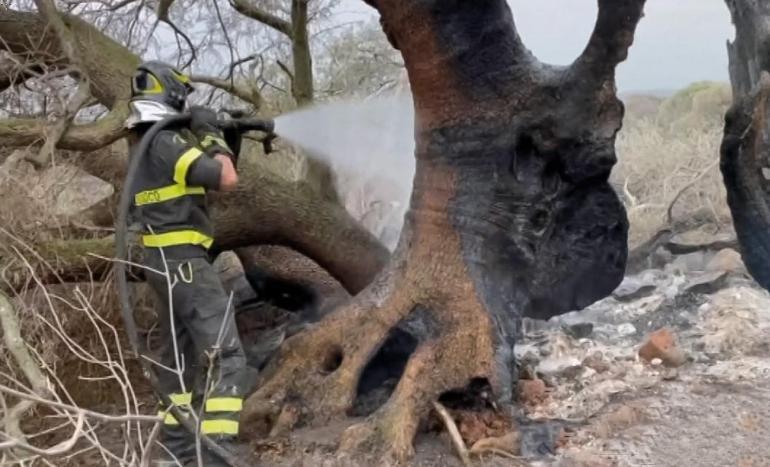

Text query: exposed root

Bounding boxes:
[337,310,497,462]
[242,267,415,430]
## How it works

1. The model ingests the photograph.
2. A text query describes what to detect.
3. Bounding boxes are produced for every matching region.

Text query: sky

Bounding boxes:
[337,0,735,93]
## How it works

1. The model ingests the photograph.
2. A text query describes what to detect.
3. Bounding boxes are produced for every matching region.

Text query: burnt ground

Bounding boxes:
[225,245,770,467]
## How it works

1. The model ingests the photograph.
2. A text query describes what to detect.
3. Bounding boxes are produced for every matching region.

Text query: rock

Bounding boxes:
[536,356,583,379]
[563,322,593,339]
[671,251,709,273]
[591,404,645,439]
[682,270,729,295]
[616,323,637,337]
[0,160,113,227]
[666,229,738,255]
[700,287,768,357]
[518,378,548,405]
[639,328,687,367]
[40,164,114,218]
[705,248,747,275]
[661,368,679,381]
[612,275,658,302]
[582,352,610,373]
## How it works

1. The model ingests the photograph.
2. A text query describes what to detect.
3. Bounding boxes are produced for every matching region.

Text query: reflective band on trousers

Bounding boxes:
[134,184,205,206]
[201,420,239,435]
[159,392,192,425]
[142,230,214,249]
[205,397,243,413]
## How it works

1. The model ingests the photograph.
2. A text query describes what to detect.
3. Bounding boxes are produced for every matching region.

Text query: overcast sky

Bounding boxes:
[338,0,734,93]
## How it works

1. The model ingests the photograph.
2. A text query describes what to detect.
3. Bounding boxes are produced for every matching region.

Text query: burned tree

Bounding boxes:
[242,0,644,460]
[721,0,770,291]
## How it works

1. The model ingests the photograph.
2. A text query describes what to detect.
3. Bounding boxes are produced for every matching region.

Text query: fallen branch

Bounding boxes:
[0,412,84,456]
[0,383,160,424]
[432,402,473,467]
[0,290,50,448]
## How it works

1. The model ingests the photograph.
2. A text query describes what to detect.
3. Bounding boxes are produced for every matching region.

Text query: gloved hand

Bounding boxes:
[189,106,219,135]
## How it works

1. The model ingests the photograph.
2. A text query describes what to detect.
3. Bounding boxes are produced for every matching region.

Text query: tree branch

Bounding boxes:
[33,0,86,76]
[725,0,770,96]
[229,0,293,38]
[27,80,93,167]
[0,105,128,151]
[572,0,647,84]
[190,74,263,109]
[0,291,51,447]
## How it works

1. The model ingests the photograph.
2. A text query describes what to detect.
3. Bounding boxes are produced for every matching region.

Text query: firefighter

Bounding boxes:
[125,61,247,466]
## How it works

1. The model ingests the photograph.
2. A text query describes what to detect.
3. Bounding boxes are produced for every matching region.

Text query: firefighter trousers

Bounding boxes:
[144,251,247,464]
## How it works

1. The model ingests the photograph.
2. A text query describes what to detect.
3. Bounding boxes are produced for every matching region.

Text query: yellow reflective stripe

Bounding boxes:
[205,397,243,413]
[158,410,181,425]
[200,134,230,151]
[134,185,205,206]
[169,393,192,405]
[158,392,192,425]
[201,420,239,435]
[172,70,190,84]
[142,230,214,249]
[174,147,204,186]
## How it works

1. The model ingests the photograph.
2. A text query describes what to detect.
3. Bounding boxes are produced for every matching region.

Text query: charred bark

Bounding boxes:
[720,0,770,291]
[243,0,643,461]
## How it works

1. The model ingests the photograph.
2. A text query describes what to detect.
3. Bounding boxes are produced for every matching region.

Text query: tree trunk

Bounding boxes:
[242,0,643,461]
[720,0,770,291]
[290,0,313,106]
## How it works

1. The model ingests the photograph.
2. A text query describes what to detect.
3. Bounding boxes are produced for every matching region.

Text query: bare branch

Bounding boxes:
[27,81,93,167]
[432,402,473,467]
[190,74,263,109]
[229,0,293,38]
[0,290,51,449]
[154,0,197,69]
[33,0,86,75]
[666,159,719,224]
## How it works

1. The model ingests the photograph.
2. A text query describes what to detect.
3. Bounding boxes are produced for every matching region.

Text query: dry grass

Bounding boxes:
[614,81,734,247]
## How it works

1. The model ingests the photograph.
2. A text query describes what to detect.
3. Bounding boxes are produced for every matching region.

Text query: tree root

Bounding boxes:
[242,265,501,463]
[242,270,414,429]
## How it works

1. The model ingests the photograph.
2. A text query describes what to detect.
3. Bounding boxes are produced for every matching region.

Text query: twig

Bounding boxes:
[139,418,163,467]
[0,384,161,424]
[666,159,719,224]
[432,402,473,467]
[27,80,92,167]
[0,412,85,456]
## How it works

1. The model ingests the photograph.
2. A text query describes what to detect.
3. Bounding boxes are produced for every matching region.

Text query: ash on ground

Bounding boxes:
[518,242,770,467]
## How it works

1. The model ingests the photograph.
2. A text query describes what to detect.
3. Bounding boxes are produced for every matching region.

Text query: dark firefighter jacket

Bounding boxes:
[129,125,231,258]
